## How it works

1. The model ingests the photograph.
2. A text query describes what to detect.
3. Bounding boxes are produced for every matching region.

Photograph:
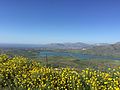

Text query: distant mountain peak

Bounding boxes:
[94,43,109,46]
[115,42,120,45]
[43,42,92,49]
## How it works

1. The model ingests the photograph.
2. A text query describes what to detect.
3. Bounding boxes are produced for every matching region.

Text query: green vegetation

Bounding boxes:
[0,48,120,90]
[37,56,120,69]
[0,54,120,90]
[65,43,120,58]
[0,48,40,59]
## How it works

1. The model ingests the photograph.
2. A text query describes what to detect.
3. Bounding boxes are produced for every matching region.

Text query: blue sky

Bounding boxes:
[0,0,120,44]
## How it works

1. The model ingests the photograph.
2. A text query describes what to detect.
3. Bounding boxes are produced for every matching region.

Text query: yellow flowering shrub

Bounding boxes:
[0,54,120,90]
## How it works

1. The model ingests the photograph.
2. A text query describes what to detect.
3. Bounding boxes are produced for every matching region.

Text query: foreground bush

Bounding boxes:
[0,54,120,90]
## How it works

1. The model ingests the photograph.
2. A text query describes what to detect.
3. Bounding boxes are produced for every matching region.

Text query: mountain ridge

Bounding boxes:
[0,42,120,49]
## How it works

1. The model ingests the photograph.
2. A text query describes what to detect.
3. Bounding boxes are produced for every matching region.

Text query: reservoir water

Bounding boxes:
[39,51,120,60]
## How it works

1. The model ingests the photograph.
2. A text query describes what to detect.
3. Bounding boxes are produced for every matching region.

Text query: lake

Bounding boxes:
[39,51,120,60]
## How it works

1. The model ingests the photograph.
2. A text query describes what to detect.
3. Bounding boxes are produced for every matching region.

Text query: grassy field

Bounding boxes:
[37,55,120,69]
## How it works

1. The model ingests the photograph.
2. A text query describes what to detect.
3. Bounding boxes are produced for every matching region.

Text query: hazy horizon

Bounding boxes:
[0,0,120,44]
[0,41,119,45]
